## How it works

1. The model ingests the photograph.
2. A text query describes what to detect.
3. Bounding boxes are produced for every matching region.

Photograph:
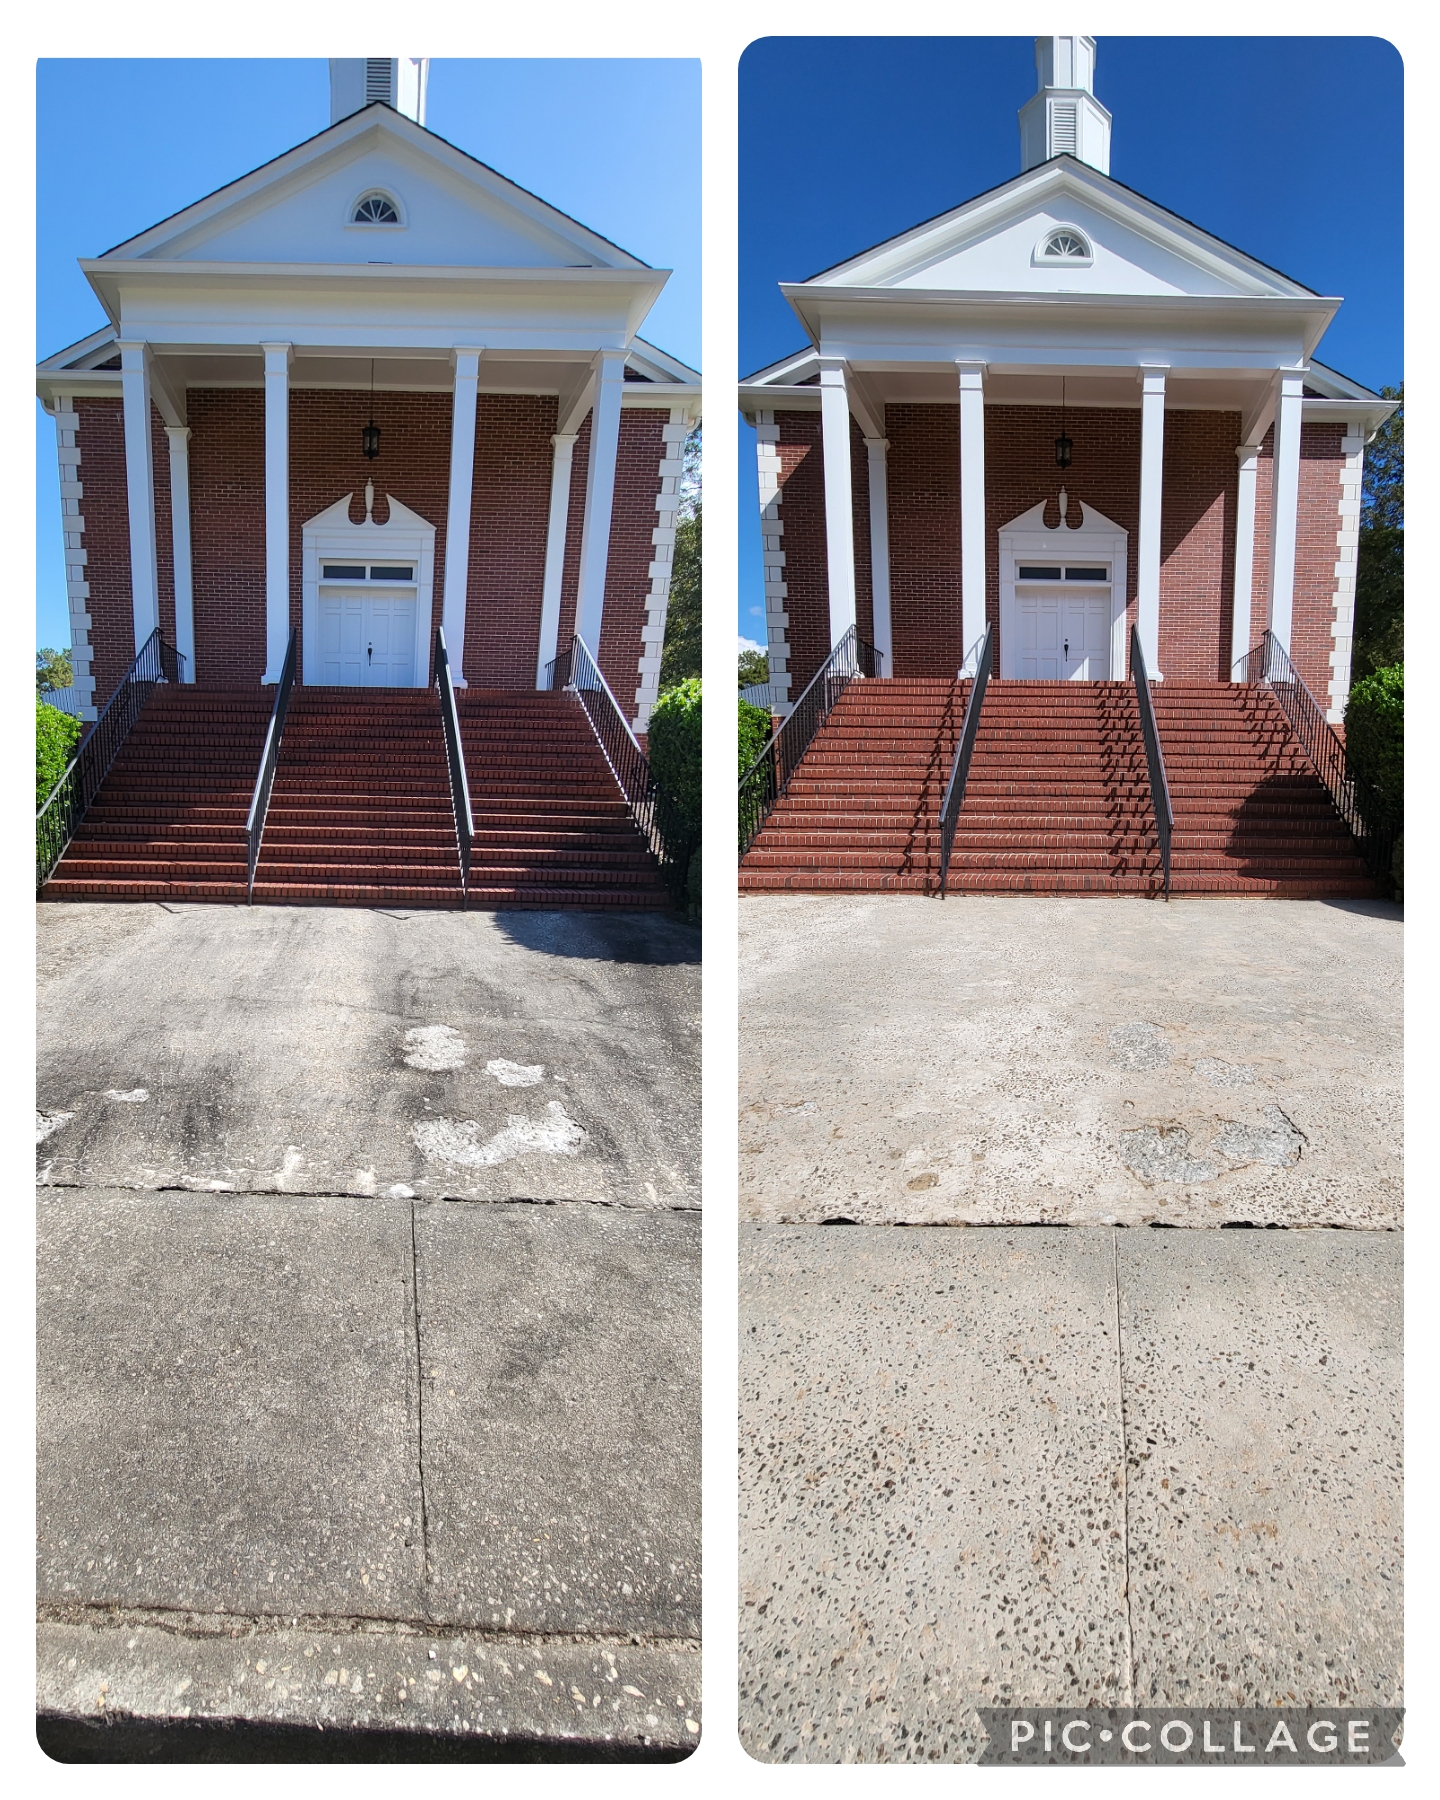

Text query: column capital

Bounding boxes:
[817,357,849,387]
[1236,441,1263,463]
[451,347,484,378]
[1139,366,1169,392]
[260,342,293,370]
[550,433,579,449]
[164,424,192,444]
[864,437,890,453]
[955,358,988,377]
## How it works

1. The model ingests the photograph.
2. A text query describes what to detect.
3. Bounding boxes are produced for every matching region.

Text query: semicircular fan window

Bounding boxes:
[1043,229,1090,260]
[352,192,401,225]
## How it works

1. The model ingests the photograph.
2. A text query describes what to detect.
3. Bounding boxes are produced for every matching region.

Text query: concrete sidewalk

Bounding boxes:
[37,904,701,1757]
[739,1225,1401,1764]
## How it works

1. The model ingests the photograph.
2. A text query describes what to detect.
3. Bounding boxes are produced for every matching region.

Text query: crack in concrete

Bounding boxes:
[37,1181,697,1215]
[1112,1229,1136,1707]
[408,1198,432,1601]
[35,1601,700,1652]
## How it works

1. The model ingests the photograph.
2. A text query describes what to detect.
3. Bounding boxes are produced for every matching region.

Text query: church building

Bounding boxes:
[37,59,699,908]
[739,37,1394,899]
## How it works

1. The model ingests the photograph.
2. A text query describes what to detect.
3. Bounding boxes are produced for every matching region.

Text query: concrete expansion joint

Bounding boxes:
[36,1603,700,1655]
[36,1182,699,1217]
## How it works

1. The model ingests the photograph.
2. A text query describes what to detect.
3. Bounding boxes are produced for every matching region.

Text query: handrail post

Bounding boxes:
[434,627,475,908]
[245,626,297,904]
[1130,623,1173,900]
[937,621,993,897]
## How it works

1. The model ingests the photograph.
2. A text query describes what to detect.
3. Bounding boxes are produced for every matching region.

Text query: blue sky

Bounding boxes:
[736,35,1403,650]
[35,57,700,655]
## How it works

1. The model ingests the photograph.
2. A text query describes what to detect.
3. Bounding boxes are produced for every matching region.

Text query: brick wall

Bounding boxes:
[1250,422,1348,700]
[74,387,660,705]
[772,412,829,694]
[74,398,134,708]
[1157,411,1239,681]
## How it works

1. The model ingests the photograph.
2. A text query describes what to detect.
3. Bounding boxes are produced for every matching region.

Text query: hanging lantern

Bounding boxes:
[1054,375,1072,468]
[361,357,381,459]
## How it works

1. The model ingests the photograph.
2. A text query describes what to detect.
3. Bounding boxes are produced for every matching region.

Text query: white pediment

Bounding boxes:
[303,492,435,535]
[999,496,1127,541]
[104,107,641,273]
[810,160,1311,302]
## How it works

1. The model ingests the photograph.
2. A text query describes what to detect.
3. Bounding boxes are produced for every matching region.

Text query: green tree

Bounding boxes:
[1352,385,1402,682]
[659,424,701,691]
[37,698,82,808]
[648,676,701,838]
[36,646,73,694]
[739,697,772,776]
[738,645,769,688]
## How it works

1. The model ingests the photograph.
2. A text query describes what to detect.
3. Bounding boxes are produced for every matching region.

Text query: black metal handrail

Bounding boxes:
[245,627,297,904]
[36,627,184,892]
[1130,625,1173,900]
[545,634,696,906]
[738,625,884,857]
[1233,629,1399,888]
[434,626,475,906]
[938,623,994,898]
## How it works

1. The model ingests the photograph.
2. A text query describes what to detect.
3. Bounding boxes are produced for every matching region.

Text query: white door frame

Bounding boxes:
[300,492,436,688]
[997,498,1130,680]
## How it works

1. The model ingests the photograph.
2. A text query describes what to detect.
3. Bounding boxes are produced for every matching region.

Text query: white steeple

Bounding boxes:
[329,59,430,127]
[1018,36,1111,175]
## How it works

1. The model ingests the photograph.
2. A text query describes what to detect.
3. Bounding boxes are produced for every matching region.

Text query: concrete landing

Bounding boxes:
[37,905,700,1756]
[739,895,1400,1228]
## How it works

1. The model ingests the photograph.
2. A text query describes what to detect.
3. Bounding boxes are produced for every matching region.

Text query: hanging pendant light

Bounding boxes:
[1054,376,1073,469]
[362,358,381,460]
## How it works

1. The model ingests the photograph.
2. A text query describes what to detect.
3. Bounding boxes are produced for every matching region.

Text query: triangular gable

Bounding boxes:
[806,157,1315,302]
[999,497,1127,539]
[99,104,648,274]
[304,493,436,534]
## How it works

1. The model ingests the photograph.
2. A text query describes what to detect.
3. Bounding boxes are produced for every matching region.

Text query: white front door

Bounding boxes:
[316,589,417,686]
[1013,587,1112,679]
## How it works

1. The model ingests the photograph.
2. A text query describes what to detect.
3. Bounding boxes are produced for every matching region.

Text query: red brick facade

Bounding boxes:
[75,389,665,711]
[774,403,1346,696]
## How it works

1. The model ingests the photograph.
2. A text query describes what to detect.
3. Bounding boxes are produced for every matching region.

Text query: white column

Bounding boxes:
[755,410,791,703]
[165,426,196,682]
[1137,367,1168,677]
[261,343,292,682]
[633,407,691,731]
[442,347,483,684]
[864,436,892,668]
[1265,371,1305,657]
[818,359,856,646]
[957,362,987,655]
[1229,441,1261,675]
[117,341,160,652]
[536,431,578,684]
[574,349,627,655]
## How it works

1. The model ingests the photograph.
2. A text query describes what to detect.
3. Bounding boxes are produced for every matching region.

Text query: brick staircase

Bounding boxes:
[456,690,669,909]
[251,688,462,906]
[1156,684,1374,897]
[40,686,272,902]
[739,676,1375,898]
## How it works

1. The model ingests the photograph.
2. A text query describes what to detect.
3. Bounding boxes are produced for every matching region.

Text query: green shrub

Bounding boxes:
[738,697,772,778]
[1344,663,1402,819]
[37,699,82,810]
[648,677,701,838]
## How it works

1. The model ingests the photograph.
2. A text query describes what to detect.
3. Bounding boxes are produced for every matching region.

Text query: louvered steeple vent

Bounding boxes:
[1018,36,1111,174]
[329,58,430,126]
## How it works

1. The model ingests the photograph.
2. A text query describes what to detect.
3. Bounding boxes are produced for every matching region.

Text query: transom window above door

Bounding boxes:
[321,562,416,582]
[1017,564,1109,581]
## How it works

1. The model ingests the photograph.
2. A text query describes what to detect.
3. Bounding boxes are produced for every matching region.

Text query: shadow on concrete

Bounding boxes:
[490,909,700,965]
[38,1713,695,1764]
[1318,895,1403,921]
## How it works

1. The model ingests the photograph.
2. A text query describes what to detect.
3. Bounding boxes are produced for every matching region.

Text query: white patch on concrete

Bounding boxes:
[387,1183,415,1199]
[351,1167,378,1196]
[36,1110,74,1144]
[1196,1057,1257,1088]
[403,1026,468,1072]
[412,1101,586,1168]
[273,1147,305,1192]
[103,1088,150,1103]
[1108,1023,1171,1071]
[486,1058,544,1087]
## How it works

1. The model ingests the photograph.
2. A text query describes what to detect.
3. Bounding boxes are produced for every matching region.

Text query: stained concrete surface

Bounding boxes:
[739,895,1400,1228]
[38,903,700,1208]
[37,904,700,1752]
[738,1226,1401,1763]
[418,1204,701,1639]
